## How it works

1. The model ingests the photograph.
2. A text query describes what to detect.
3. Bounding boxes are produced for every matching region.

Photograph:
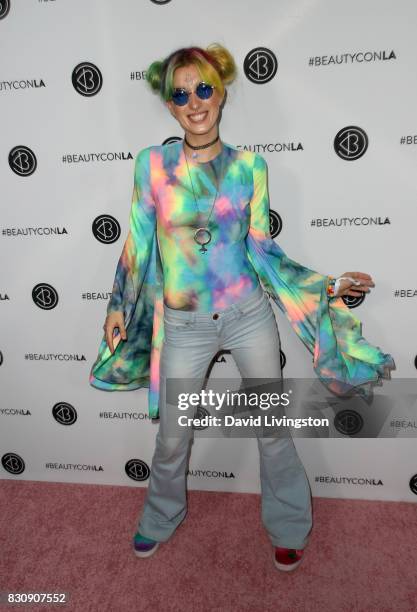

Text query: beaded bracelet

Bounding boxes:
[327,276,336,298]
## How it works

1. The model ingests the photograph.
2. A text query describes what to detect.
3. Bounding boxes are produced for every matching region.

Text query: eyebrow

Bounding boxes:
[173,81,211,93]
[173,84,198,91]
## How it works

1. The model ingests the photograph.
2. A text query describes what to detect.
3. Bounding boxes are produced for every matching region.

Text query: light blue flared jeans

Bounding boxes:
[137,283,313,549]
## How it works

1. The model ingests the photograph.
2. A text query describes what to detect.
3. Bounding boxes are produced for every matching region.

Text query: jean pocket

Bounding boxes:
[163,316,195,331]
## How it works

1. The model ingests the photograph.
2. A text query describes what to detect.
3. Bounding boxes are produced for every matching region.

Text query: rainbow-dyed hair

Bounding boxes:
[146,43,237,102]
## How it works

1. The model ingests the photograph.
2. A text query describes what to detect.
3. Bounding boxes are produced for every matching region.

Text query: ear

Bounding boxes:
[219,89,227,109]
[165,100,176,118]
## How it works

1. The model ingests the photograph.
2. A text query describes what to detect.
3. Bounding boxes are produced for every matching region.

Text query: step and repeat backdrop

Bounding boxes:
[1,0,416,502]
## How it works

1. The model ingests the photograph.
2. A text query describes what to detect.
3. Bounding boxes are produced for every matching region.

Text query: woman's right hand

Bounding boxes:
[103,311,127,354]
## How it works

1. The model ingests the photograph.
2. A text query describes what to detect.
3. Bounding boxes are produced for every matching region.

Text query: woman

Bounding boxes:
[89,43,395,571]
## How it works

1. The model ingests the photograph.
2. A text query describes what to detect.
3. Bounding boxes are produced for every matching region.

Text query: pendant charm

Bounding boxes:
[194,227,212,253]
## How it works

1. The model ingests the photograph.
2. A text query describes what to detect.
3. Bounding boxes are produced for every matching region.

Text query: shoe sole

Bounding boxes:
[133,542,160,558]
[273,555,303,572]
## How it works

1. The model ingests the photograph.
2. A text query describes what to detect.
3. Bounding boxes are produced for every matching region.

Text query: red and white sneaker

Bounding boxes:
[274,546,304,571]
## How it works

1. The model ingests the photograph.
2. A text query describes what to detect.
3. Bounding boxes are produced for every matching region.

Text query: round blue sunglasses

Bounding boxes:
[171,82,215,106]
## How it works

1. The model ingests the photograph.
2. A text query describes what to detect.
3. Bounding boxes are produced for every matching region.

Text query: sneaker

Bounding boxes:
[133,532,160,558]
[274,546,304,571]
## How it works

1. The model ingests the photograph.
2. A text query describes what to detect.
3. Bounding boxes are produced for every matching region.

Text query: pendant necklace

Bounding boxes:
[183,139,224,254]
[184,134,220,160]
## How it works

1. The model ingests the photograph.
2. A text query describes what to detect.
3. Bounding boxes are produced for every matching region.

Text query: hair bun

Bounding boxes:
[146,60,165,93]
[206,42,237,85]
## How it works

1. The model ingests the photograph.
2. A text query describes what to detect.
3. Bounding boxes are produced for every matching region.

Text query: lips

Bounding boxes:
[188,111,208,123]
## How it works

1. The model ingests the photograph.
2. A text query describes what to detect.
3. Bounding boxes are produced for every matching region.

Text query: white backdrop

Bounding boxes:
[1,0,416,502]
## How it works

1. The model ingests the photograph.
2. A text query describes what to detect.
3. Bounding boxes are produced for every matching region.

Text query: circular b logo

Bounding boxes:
[125,459,151,482]
[342,293,366,309]
[72,62,103,97]
[334,409,364,435]
[269,210,282,238]
[192,405,211,431]
[162,136,182,145]
[409,474,417,495]
[2,452,25,475]
[9,146,37,176]
[0,0,10,20]
[52,402,77,426]
[32,283,59,310]
[334,126,368,161]
[92,215,121,244]
[244,47,278,84]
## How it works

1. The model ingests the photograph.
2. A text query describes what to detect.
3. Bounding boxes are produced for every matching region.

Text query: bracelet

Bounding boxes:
[327,276,336,298]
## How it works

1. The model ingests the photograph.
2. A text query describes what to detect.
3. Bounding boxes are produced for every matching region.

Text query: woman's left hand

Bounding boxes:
[335,271,375,297]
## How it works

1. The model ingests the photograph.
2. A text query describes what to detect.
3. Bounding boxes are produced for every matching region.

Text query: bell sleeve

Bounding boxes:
[245,153,396,399]
[89,146,157,391]
[106,147,157,327]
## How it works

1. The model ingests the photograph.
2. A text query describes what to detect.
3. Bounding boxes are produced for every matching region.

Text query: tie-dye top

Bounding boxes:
[154,147,261,311]
[105,141,335,314]
[90,140,395,419]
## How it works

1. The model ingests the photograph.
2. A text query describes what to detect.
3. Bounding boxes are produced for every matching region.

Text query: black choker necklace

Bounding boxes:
[184,135,220,150]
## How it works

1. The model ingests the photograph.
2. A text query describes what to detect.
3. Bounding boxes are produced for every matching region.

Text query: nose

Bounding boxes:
[188,91,201,109]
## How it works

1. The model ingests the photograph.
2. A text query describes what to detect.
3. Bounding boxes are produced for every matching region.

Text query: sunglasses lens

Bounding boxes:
[196,82,214,99]
[172,90,188,106]
[171,83,213,105]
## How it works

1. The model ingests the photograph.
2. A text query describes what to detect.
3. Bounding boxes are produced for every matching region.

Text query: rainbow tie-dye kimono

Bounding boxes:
[89,141,395,419]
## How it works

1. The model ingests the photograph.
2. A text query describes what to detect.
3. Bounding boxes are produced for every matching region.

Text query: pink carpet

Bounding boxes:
[0,480,416,612]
